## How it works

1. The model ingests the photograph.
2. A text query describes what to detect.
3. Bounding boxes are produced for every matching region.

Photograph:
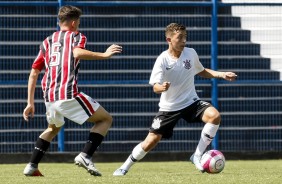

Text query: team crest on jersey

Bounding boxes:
[152,118,162,129]
[183,59,191,69]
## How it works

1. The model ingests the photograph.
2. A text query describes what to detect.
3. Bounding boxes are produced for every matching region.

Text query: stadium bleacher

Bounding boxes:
[0,1,282,153]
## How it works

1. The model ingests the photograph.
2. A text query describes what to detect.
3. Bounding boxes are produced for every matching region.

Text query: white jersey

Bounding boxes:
[149,47,204,111]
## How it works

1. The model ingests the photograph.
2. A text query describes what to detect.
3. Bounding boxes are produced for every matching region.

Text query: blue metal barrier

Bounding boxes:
[211,0,219,150]
[57,0,64,152]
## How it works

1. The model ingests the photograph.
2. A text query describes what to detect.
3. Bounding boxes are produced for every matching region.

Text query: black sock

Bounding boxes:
[30,138,50,165]
[82,132,104,157]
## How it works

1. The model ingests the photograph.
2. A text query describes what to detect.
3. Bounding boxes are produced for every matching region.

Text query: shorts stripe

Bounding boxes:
[75,93,96,117]
[75,97,92,117]
[77,93,95,114]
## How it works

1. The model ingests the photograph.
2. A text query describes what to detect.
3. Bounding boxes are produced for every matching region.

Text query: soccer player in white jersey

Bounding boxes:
[113,23,237,176]
[22,5,122,176]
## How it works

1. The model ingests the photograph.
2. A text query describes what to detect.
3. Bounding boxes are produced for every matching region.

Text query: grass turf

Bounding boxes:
[1,160,282,184]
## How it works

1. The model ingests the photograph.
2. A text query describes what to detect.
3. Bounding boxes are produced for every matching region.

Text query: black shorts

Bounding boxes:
[149,100,212,139]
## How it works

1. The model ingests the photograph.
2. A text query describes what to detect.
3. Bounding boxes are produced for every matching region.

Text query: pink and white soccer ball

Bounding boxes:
[200,150,225,173]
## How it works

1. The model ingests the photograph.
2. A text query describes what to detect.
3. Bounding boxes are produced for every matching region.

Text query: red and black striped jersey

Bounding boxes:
[32,31,87,102]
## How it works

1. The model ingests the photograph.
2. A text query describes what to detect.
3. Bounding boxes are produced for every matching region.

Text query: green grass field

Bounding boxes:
[1,160,282,184]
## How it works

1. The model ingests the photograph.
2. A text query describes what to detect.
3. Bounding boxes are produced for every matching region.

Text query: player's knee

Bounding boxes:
[51,126,61,135]
[107,114,113,126]
[40,125,61,141]
[210,111,221,124]
[100,113,113,127]
[204,108,221,124]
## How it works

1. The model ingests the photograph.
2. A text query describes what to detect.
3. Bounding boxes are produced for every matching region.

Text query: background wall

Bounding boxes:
[0,1,281,159]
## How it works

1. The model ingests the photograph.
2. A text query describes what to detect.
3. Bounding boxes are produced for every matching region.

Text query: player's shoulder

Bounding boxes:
[158,50,167,57]
[73,32,87,42]
[43,31,59,42]
[45,31,56,41]
[183,47,198,56]
[183,47,197,53]
[155,50,169,63]
[74,31,86,37]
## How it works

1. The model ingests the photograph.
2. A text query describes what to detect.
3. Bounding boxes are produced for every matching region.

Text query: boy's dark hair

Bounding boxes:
[58,5,82,23]
[165,23,186,37]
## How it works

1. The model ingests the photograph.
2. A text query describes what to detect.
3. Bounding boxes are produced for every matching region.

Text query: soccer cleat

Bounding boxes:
[190,153,205,172]
[113,168,128,176]
[23,163,44,176]
[74,153,102,176]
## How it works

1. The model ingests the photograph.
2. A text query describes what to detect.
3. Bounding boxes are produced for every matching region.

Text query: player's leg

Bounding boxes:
[190,102,221,172]
[81,105,112,157]
[23,102,64,176]
[87,105,113,136]
[23,124,62,176]
[195,106,220,156]
[114,110,180,176]
[62,93,111,176]
[74,105,112,176]
[113,132,162,176]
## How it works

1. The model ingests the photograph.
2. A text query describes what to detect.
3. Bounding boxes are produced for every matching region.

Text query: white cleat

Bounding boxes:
[23,163,43,176]
[190,153,205,172]
[74,153,102,176]
[113,168,128,176]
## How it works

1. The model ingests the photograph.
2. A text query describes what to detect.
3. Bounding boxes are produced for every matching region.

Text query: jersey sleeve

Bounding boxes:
[73,33,87,50]
[149,56,164,86]
[193,49,204,74]
[32,44,45,71]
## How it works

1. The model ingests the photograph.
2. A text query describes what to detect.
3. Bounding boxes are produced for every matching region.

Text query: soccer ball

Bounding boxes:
[200,150,225,174]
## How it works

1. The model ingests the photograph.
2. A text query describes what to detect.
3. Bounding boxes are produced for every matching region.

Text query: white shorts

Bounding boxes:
[45,92,100,127]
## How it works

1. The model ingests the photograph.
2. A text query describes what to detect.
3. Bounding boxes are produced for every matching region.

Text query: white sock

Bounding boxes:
[120,143,147,171]
[194,123,219,156]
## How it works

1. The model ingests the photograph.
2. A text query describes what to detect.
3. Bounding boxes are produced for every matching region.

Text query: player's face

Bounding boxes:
[169,30,187,52]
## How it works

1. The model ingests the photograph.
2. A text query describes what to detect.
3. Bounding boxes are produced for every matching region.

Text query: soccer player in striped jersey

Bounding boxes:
[23,5,122,176]
[113,23,237,176]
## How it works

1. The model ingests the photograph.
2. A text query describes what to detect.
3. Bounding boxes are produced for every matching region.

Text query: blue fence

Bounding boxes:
[1,0,282,154]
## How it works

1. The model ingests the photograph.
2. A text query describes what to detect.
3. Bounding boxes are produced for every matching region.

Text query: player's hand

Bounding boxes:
[222,72,237,81]
[104,44,122,58]
[162,81,171,92]
[23,103,35,121]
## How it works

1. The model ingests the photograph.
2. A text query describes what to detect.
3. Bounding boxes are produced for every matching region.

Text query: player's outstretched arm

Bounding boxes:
[221,71,237,81]
[73,44,122,60]
[197,68,237,81]
[23,68,40,121]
